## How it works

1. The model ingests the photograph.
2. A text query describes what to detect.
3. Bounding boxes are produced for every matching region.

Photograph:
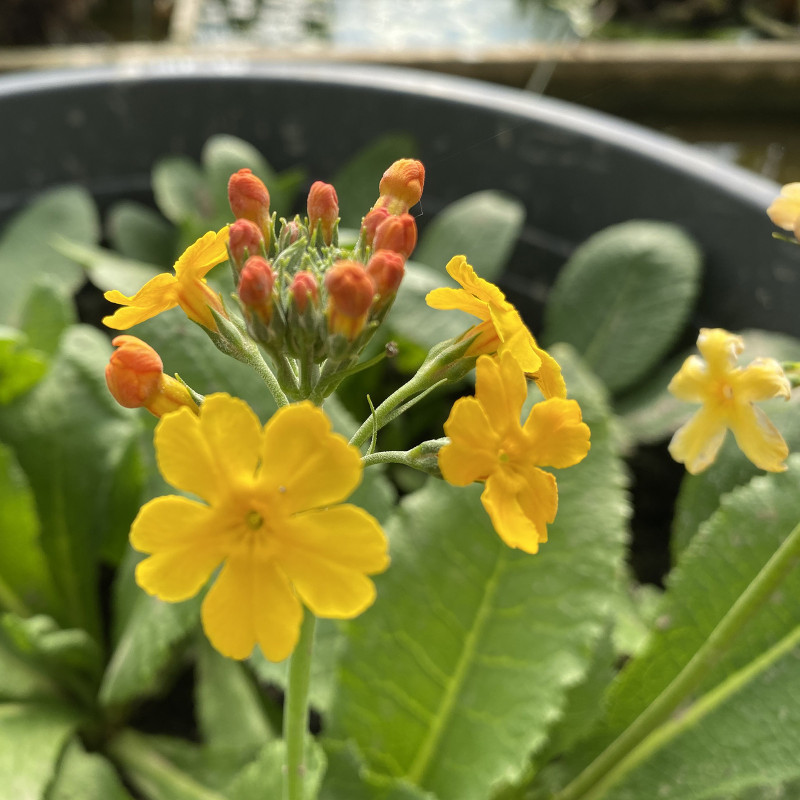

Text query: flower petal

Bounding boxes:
[734,358,791,403]
[440,397,499,485]
[517,463,559,546]
[198,394,262,490]
[489,307,542,374]
[668,355,710,402]
[154,406,226,503]
[729,404,789,473]
[201,552,303,662]
[523,398,591,469]
[697,328,743,376]
[531,344,567,400]
[482,469,548,554]
[445,255,508,308]
[475,353,527,439]
[258,402,362,513]
[103,273,178,330]
[174,228,231,280]
[279,505,388,618]
[767,183,800,231]
[131,496,228,602]
[668,407,728,474]
[425,286,490,320]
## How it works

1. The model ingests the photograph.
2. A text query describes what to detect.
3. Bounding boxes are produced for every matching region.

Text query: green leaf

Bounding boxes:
[0,329,47,405]
[543,221,702,394]
[56,238,162,297]
[196,636,276,752]
[17,282,76,357]
[224,739,326,800]
[107,200,177,266]
[606,455,800,735]
[604,625,800,800]
[49,739,135,800]
[414,191,525,280]
[0,186,99,326]
[99,591,201,708]
[152,157,212,228]
[109,729,228,800]
[0,326,143,638]
[329,346,629,799]
[320,741,436,800]
[331,134,418,228]
[0,614,103,706]
[0,701,81,800]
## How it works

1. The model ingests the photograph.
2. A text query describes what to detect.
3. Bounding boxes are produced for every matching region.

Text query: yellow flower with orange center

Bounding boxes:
[103,228,230,331]
[668,328,791,474]
[426,256,566,399]
[439,352,590,553]
[130,394,389,661]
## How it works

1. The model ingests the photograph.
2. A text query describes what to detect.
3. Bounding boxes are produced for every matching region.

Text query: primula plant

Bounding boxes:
[2,134,800,800]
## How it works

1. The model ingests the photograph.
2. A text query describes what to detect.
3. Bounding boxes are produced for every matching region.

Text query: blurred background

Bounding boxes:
[0,0,798,182]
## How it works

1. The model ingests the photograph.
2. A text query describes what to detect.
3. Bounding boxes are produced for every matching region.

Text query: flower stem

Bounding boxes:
[554,518,800,800]
[284,610,316,800]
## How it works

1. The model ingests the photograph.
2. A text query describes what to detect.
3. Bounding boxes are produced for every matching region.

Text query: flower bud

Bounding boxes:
[375,159,425,214]
[106,335,199,418]
[228,219,265,275]
[373,213,417,259]
[279,218,304,251]
[228,168,271,234]
[325,261,375,340]
[366,249,405,312]
[289,270,320,314]
[307,181,339,245]
[360,207,391,248]
[238,256,275,324]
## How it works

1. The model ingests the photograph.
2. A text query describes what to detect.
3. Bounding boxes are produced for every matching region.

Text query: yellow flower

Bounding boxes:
[439,352,590,553]
[130,394,389,662]
[668,328,791,474]
[103,228,230,331]
[767,182,800,238]
[426,255,566,399]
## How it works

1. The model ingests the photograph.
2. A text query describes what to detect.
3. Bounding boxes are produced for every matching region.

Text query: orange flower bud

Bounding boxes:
[228,168,270,234]
[106,335,199,418]
[289,270,320,314]
[325,261,375,340]
[373,213,417,259]
[361,207,391,247]
[229,218,265,271]
[238,256,275,324]
[307,181,339,245]
[366,249,405,312]
[376,159,425,214]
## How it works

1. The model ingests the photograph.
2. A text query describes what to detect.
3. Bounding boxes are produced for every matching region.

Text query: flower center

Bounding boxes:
[246,510,263,530]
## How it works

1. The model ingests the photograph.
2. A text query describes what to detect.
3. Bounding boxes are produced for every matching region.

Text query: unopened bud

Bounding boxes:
[366,249,405,312]
[106,335,199,418]
[375,159,425,214]
[279,218,304,251]
[373,213,417,259]
[238,256,275,324]
[289,271,320,314]
[307,181,339,246]
[228,168,271,235]
[229,219,265,275]
[360,207,391,248]
[325,261,375,341]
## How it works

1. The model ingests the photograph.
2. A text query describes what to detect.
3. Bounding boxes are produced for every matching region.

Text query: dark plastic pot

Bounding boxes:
[1,62,798,335]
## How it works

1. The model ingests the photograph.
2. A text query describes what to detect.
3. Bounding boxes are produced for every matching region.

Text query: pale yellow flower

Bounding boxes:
[668,328,791,474]
[130,394,389,661]
[767,182,800,238]
[439,352,590,553]
[426,256,566,399]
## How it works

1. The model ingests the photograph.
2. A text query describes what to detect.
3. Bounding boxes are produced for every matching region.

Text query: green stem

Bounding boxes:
[284,610,317,800]
[243,342,290,407]
[555,518,800,800]
[581,622,800,800]
[361,450,417,468]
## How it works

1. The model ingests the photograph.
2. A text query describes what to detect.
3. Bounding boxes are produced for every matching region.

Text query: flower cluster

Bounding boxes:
[103,157,597,662]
